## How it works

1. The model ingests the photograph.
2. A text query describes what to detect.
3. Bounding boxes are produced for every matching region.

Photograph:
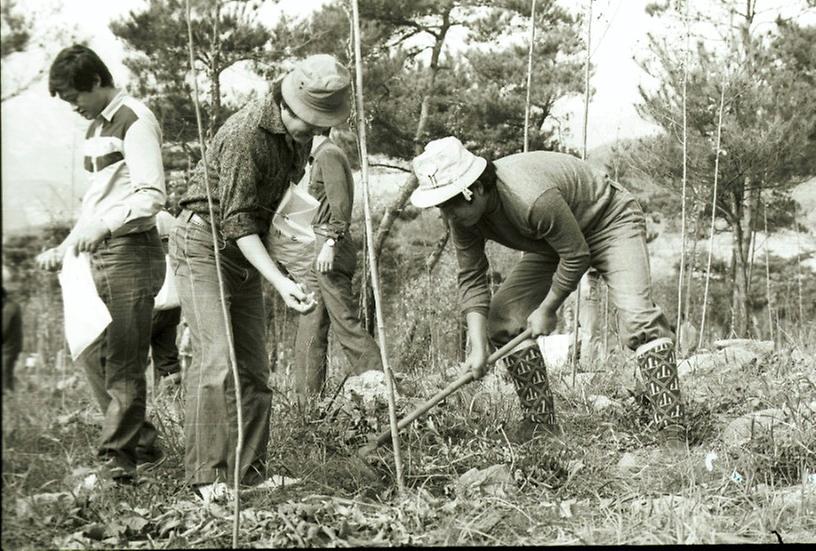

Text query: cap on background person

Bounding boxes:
[281,54,351,128]
[410,136,488,209]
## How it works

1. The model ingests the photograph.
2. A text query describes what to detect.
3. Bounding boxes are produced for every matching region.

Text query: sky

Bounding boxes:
[1,0,812,233]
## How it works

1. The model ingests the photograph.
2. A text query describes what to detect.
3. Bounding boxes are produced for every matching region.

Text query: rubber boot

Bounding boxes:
[635,337,686,447]
[503,339,559,441]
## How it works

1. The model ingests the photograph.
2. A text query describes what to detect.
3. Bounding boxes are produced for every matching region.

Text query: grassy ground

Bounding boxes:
[2,334,814,547]
[2,182,814,547]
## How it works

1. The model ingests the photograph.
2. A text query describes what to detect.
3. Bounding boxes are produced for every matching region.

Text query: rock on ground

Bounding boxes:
[721,408,790,446]
[629,494,704,517]
[343,370,390,402]
[712,339,774,356]
[678,346,760,378]
[588,394,621,412]
[615,448,668,477]
[616,452,640,475]
[456,464,518,499]
[754,482,816,512]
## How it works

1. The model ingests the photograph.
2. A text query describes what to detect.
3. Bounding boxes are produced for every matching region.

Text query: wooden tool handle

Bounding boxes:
[373,329,533,447]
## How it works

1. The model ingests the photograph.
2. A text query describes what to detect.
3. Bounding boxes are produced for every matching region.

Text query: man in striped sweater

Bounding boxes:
[36,45,167,482]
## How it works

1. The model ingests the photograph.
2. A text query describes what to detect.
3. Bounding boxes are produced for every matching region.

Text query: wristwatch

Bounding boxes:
[326,238,336,247]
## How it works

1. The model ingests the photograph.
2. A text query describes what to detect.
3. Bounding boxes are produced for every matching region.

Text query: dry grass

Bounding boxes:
[2,207,815,547]
[3,328,814,547]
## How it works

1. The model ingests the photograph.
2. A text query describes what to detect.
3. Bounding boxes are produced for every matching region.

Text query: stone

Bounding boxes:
[721,408,789,446]
[615,448,666,477]
[678,347,759,378]
[712,339,774,357]
[343,370,390,402]
[754,483,816,512]
[588,394,620,412]
[616,452,640,474]
[456,464,518,499]
[630,494,701,516]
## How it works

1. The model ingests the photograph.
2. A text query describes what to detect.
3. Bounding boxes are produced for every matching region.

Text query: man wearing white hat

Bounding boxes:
[170,54,352,502]
[411,136,685,446]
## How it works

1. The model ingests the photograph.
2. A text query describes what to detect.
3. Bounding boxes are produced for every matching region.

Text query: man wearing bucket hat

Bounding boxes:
[170,54,352,502]
[411,136,686,447]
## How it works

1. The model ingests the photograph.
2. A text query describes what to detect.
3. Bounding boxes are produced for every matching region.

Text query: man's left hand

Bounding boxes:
[315,241,335,273]
[526,305,558,338]
[75,220,110,253]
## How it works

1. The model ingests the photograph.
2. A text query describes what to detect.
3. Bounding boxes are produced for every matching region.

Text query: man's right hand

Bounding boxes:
[463,342,490,380]
[275,277,316,314]
[35,247,66,271]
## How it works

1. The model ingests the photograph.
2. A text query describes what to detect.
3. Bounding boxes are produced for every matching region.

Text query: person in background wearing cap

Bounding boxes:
[169,54,352,502]
[292,129,383,400]
[2,265,23,393]
[411,137,686,448]
[151,210,182,388]
[35,45,168,483]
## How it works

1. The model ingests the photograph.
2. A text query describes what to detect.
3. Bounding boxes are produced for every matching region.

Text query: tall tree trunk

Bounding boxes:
[730,178,753,336]
[365,10,452,332]
[373,9,452,259]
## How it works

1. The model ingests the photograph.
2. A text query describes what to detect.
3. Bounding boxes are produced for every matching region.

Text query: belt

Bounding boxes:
[181,209,210,228]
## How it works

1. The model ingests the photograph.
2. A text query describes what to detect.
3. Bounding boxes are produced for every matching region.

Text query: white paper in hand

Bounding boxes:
[271,183,318,244]
[58,251,112,360]
[153,254,179,310]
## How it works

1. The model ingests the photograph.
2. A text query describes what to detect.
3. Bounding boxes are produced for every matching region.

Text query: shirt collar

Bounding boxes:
[99,89,126,122]
[258,93,287,134]
[309,135,330,161]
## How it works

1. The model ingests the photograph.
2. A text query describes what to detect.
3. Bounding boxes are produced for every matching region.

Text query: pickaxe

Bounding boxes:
[357,329,534,457]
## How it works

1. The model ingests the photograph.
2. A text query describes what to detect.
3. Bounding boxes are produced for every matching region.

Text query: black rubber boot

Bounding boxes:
[504,339,559,441]
[636,337,686,447]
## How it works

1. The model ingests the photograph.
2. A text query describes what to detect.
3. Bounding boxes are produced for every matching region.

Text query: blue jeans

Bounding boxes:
[168,212,271,486]
[488,195,674,351]
[79,229,166,472]
[151,306,181,377]
[293,233,382,396]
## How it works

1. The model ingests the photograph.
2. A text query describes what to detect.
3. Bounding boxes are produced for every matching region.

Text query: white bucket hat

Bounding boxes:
[410,136,488,208]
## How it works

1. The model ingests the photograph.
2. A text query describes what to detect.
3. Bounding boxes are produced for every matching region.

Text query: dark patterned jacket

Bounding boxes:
[180,94,311,241]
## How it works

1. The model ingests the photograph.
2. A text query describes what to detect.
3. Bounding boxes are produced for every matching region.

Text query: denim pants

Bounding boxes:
[3,296,23,392]
[292,234,382,396]
[488,197,674,351]
[151,306,181,377]
[79,229,165,471]
[169,213,271,486]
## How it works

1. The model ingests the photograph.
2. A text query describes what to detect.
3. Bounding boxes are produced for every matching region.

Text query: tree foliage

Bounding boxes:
[1,0,81,102]
[0,0,31,59]
[619,0,816,336]
[110,0,277,154]
[274,0,584,160]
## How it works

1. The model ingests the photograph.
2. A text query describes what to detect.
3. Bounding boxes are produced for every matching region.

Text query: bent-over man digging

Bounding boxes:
[410,136,686,447]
